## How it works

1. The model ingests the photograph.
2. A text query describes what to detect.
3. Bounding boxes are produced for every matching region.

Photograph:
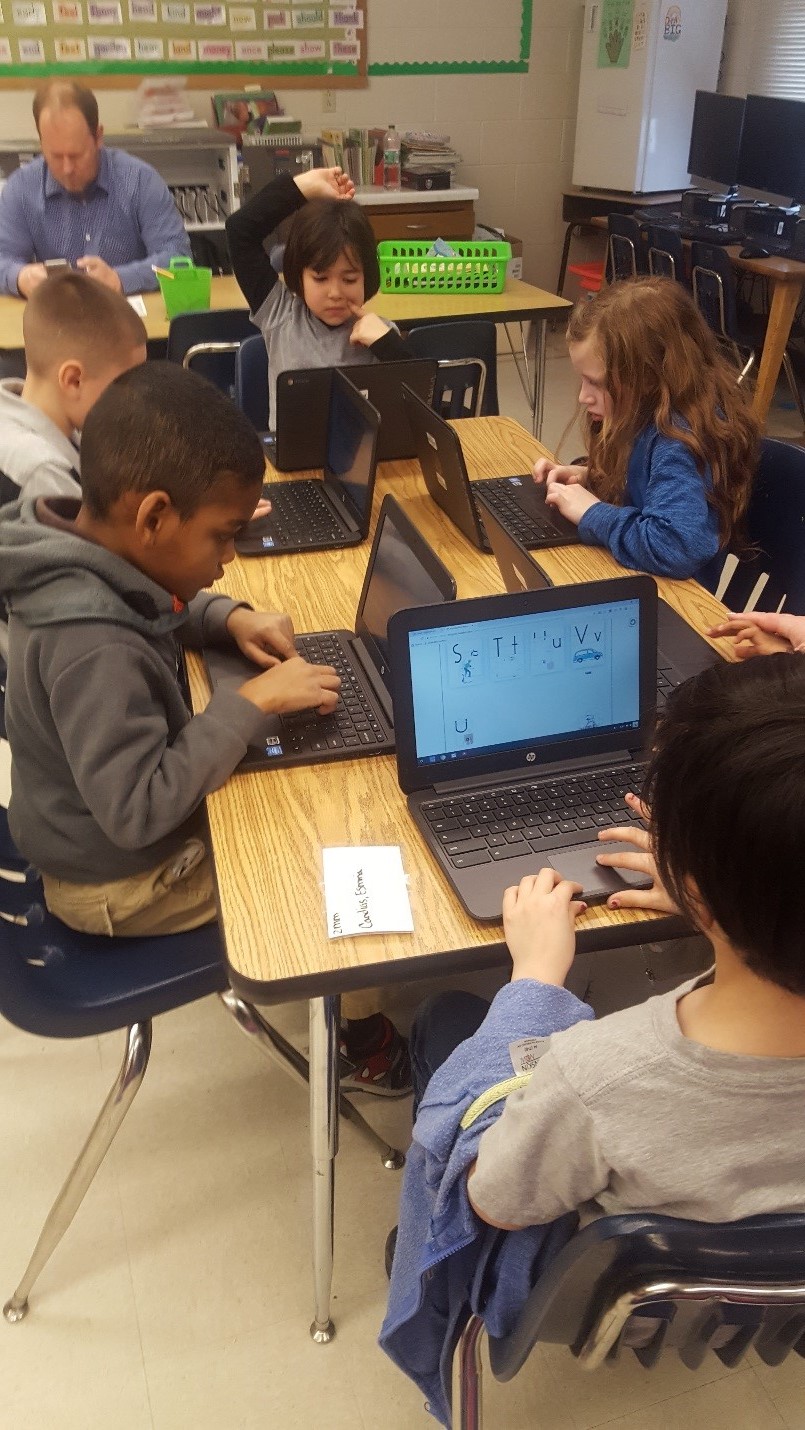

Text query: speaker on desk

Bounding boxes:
[681,189,729,224]
[731,204,801,244]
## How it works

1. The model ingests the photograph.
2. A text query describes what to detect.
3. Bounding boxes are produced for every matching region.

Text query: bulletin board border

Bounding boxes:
[367,0,531,75]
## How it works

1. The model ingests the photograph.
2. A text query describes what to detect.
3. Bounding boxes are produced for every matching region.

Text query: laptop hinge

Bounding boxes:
[350,638,393,723]
[434,748,636,794]
[323,479,360,533]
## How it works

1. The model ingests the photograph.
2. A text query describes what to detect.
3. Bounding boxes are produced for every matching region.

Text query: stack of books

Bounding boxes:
[320,127,386,186]
[400,131,461,174]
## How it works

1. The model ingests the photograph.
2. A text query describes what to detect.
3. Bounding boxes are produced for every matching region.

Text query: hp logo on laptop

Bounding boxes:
[526,751,536,763]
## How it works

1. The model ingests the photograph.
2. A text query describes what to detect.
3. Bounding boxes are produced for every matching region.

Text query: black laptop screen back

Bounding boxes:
[324,371,378,530]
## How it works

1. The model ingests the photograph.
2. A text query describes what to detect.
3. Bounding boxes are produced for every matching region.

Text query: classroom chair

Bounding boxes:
[644,224,686,284]
[690,241,805,426]
[712,436,805,614]
[450,1210,805,1430]
[606,214,648,282]
[166,308,258,399]
[234,333,270,432]
[405,321,500,419]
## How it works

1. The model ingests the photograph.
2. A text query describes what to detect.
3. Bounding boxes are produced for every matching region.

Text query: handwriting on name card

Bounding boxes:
[322,846,414,940]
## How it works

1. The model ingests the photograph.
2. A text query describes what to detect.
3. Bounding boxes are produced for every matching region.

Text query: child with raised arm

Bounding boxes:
[383,655,805,1424]
[533,277,760,583]
[225,165,410,431]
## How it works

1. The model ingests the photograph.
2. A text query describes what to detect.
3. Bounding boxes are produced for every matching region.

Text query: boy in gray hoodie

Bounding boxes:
[0,361,341,937]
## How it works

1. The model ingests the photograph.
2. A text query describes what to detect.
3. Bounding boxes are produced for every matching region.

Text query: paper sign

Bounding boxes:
[162,1,188,19]
[168,35,195,55]
[13,1,46,23]
[130,0,157,17]
[330,6,361,24]
[55,35,86,56]
[134,34,163,55]
[329,37,359,57]
[235,37,267,57]
[292,5,323,23]
[88,0,121,18]
[229,5,256,27]
[194,1,225,20]
[322,846,414,939]
[88,33,130,54]
[267,39,295,55]
[18,36,45,57]
[198,37,233,56]
[53,1,83,20]
[263,7,289,25]
[0,37,12,60]
[597,0,633,68]
[127,294,148,315]
[297,37,324,56]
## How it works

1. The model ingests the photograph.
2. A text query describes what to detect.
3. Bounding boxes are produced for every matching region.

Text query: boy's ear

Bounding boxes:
[134,490,180,545]
[57,359,85,399]
[682,875,714,933]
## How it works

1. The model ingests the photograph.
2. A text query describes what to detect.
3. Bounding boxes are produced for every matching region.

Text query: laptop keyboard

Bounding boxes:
[421,763,647,869]
[259,482,344,547]
[477,477,563,544]
[279,633,387,755]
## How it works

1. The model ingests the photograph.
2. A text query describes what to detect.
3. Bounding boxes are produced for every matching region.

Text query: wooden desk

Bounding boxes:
[559,188,682,294]
[186,415,733,1339]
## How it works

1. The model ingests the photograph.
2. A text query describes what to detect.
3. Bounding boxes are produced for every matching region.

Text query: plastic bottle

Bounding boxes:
[383,124,401,191]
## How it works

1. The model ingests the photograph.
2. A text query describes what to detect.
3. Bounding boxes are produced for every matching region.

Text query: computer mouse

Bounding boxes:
[739,245,770,259]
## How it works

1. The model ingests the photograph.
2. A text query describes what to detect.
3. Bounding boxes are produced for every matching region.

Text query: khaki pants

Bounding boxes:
[42,839,217,938]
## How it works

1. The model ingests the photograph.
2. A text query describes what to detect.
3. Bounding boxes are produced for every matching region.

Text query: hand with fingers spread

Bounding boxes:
[596,793,678,914]
[533,457,589,487]
[707,610,805,660]
[238,655,341,716]
[545,477,600,526]
[347,299,391,348]
[293,166,356,203]
[503,867,587,987]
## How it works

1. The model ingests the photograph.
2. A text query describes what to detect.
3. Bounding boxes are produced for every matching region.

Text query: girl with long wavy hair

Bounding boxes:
[534,276,761,582]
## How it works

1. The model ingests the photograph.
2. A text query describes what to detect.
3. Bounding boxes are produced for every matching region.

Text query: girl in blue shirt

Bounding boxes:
[534,277,761,583]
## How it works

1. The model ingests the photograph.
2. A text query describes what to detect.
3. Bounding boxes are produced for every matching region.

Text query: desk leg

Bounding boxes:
[309,993,339,1343]
[752,279,803,423]
[532,319,547,442]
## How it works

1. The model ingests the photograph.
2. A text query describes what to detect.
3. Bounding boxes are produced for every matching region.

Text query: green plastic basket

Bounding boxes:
[157,256,212,319]
[377,239,512,295]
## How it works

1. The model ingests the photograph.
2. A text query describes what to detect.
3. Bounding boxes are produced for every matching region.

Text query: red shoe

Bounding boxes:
[339,1015,412,1097]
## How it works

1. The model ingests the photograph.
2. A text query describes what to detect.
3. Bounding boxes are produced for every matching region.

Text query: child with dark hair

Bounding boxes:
[0,362,341,939]
[226,166,409,431]
[382,655,805,1423]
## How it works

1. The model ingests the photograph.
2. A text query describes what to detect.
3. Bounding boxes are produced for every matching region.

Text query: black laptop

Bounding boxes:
[475,492,723,703]
[269,359,439,470]
[402,383,579,553]
[236,370,379,556]
[206,495,456,771]
[388,578,661,919]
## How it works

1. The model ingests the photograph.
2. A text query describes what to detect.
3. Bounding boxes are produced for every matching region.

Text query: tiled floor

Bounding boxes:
[1,344,803,1430]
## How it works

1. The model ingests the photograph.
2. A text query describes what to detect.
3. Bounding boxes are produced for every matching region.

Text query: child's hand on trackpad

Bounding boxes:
[596,795,679,913]
[503,867,586,988]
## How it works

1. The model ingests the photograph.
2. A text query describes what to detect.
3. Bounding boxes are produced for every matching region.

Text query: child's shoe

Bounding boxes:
[339,1014,412,1097]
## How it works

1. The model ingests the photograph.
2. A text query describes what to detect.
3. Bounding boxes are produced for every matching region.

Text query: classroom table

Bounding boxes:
[558,187,682,295]
[185,414,735,1342]
[0,274,570,441]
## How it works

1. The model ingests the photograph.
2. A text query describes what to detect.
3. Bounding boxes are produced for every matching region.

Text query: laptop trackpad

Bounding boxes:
[542,841,653,904]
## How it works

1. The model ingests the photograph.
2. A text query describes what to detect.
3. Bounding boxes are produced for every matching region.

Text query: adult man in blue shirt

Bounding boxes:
[0,80,191,299]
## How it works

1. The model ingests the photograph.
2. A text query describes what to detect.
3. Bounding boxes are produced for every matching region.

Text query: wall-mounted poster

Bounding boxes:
[597,0,634,69]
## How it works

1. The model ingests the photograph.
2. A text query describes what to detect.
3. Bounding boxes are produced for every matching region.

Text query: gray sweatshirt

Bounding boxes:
[0,496,269,883]
[0,379,82,502]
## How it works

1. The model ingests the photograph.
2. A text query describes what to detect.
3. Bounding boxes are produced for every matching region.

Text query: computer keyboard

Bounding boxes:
[259,482,343,546]
[280,633,386,755]
[478,478,560,544]
[421,764,647,869]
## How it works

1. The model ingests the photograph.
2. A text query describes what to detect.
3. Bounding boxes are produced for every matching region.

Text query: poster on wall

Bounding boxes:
[597,0,634,69]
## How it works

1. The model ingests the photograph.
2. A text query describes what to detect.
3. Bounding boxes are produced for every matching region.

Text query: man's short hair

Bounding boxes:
[22,271,146,377]
[283,199,380,300]
[80,362,265,519]
[33,80,99,137]
[646,654,805,996]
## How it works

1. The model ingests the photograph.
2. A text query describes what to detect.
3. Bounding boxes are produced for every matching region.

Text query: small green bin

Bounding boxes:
[157,256,212,319]
[377,239,512,295]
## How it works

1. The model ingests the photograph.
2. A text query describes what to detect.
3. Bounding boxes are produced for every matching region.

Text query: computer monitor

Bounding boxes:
[687,91,745,191]
[736,94,805,202]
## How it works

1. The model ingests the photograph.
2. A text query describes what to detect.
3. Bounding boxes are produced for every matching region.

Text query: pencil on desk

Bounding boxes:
[152,266,175,279]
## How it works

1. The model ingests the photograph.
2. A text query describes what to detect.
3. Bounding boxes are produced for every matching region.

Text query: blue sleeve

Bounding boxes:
[577,435,721,579]
[114,165,192,294]
[0,170,33,297]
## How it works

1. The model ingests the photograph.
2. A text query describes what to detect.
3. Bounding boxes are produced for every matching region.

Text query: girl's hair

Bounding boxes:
[644,654,805,997]
[567,277,761,548]
[282,199,380,300]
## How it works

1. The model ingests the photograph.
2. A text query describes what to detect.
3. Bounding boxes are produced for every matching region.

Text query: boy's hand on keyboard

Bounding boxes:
[251,497,272,520]
[596,801,678,914]
[545,479,599,526]
[504,867,586,987]
[347,302,391,348]
[707,610,805,659]
[226,607,297,668]
[533,459,588,486]
[238,656,341,716]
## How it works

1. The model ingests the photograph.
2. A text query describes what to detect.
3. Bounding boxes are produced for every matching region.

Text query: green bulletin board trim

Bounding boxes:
[368,0,531,75]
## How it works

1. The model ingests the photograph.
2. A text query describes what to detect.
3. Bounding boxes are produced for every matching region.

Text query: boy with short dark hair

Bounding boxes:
[0,361,340,938]
[0,270,147,503]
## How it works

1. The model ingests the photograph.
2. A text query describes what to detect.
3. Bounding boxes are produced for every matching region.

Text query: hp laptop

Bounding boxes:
[269,359,439,470]
[475,493,723,703]
[206,494,456,771]
[402,383,579,553]
[236,370,379,556]
[388,578,660,919]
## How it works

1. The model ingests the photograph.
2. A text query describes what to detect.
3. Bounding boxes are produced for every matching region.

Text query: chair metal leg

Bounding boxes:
[309,994,338,1342]
[782,352,805,428]
[452,1313,486,1430]
[218,989,404,1171]
[4,1020,151,1323]
[531,318,548,441]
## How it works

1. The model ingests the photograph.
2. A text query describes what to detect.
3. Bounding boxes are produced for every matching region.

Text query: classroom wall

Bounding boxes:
[720,0,759,95]
[0,0,584,292]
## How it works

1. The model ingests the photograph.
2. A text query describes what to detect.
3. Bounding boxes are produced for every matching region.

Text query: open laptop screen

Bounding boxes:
[324,370,378,527]
[407,595,642,770]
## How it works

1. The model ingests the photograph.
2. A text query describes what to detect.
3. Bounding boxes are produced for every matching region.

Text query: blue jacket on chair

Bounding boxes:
[379,980,593,1426]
